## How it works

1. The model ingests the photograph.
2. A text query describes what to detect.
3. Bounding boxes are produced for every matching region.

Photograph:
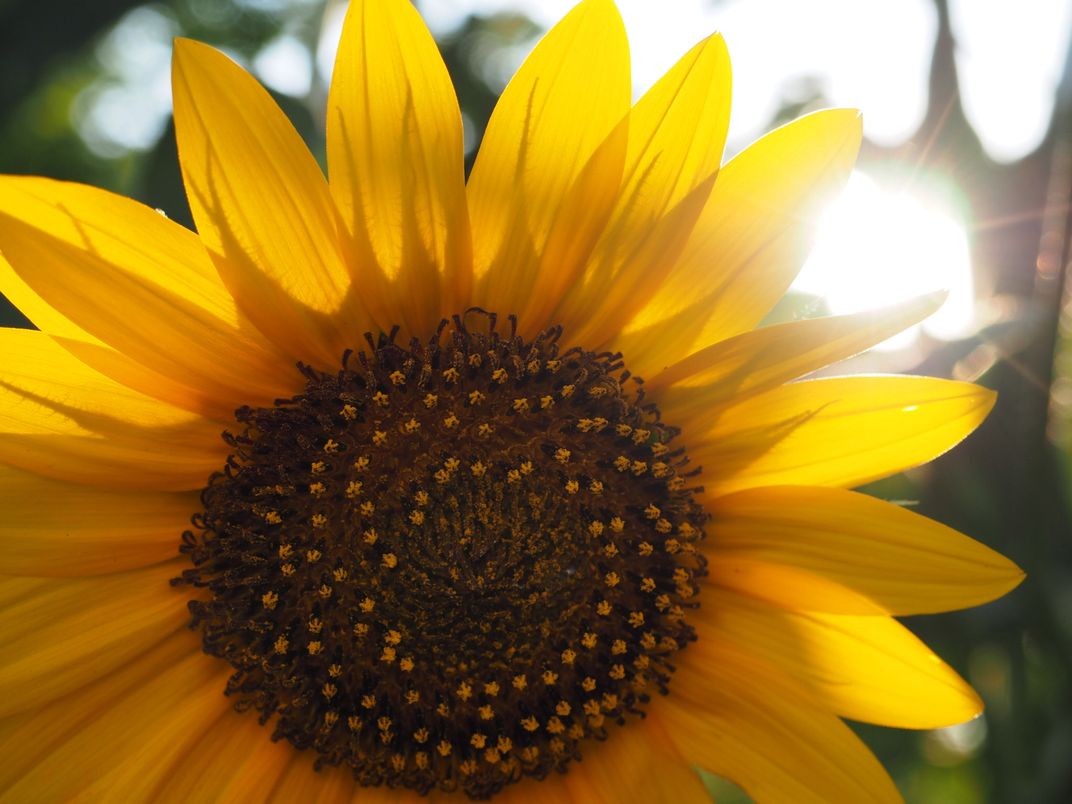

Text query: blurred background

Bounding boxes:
[1,0,1070,800]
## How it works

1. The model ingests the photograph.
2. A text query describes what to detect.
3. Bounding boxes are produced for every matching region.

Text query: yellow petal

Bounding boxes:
[0,561,190,718]
[618,108,862,364]
[2,254,242,417]
[708,485,1024,614]
[149,711,292,804]
[0,252,95,343]
[172,39,365,368]
[0,577,48,610]
[562,173,717,349]
[0,329,205,432]
[57,336,235,420]
[1,642,227,802]
[0,464,192,576]
[74,693,229,802]
[708,558,889,615]
[0,328,224,490]
[517,118,629,337]
[661,641,901,803]
[2,255,265,422]
[468,0,631,315]
[0,177,301,419]
[693,375,996,495]
[646,291,945,412]
[0,629,199,794]
[553,34,732,347]
[328,0,471,334]
[0,431,221,492]
[694,587,983,728]
[493,771,573,804]
[564,717,710,803]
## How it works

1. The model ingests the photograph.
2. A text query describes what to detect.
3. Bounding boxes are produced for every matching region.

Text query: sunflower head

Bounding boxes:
[0,0,1023,801]
[179,315,708,796]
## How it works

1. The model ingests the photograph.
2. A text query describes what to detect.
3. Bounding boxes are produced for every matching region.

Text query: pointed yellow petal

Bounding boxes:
[646,291,945,411]
[693,375,996,494]
[0,177,301,418]
[0,629,198,794]
[561,173,717,348]
[2,255,276,422]
[553,34,732,347]
[328,0,470,334]
[0,464,193,576]
[708,485,1024,614]
[0,561,190,718]
[695,587,983,728]
[619,109,861,363]
[468,0,631,315]
[1,255,246,417]
[172,39,365,368]
[1,645,227,802]
[661,643,901,803]
[0,328,223,490]
[0,252,96,343]
[0,329,208,432]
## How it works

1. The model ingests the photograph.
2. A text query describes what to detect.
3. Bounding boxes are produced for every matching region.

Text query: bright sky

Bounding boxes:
[89,0,1072,163]
[794,170,975,350]
[82,0,1072,349]
[414,0,1072,159]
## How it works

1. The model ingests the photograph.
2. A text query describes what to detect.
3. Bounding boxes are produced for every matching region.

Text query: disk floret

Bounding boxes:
[179,314,707,799]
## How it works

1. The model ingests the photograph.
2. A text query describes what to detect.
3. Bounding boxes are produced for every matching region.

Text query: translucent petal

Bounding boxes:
[173,39,366,368]
[468,0,630,316]
[328,0,471,334]
[693,375,995,494]
[707,485,1024,614]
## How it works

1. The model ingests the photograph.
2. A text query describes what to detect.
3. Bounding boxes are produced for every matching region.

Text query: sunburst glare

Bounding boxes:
[794,170,975,350]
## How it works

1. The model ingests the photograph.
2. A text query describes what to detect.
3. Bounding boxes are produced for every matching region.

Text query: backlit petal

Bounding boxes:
[707,485,1024,614]
[553,34,732,347]
[695,587,983,728]
[172,39,365,367]
[0,630,198,795]
[661,642,901,803]
[0,642,227,802]
[0,177,301,418]
[0,464,192,576]
[328,0,470,334]
[617,109,861,363]
[563,717,710,803]
[646,291,945,413]
[0,328,224,490]
[269,755,397,804]
[693,375,996,494]
[469,0,631,316]
[150,712,298,804]
[0,561,190,718]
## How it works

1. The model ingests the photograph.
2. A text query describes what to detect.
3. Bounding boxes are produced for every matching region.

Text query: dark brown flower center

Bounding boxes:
[178,313,707,799]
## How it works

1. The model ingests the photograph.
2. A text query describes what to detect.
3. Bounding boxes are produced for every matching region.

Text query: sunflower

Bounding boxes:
[0,0,1022,801]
